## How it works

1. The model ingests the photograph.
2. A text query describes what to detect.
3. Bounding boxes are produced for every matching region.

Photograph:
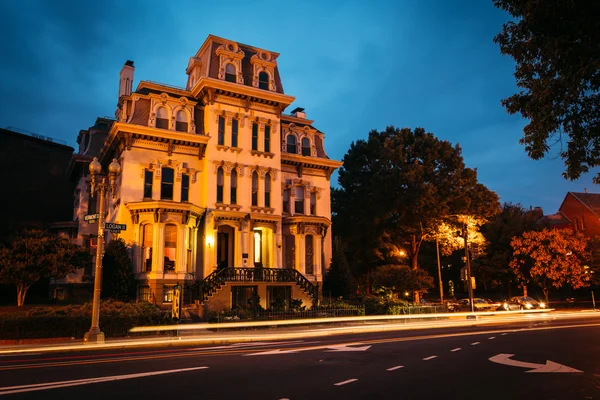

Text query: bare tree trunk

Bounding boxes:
[543,287,549,304]
[17,284,30,307]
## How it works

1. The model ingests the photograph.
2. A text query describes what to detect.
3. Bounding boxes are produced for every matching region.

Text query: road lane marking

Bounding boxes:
[488,337,496,340]
[387,366,404,371]
[489,354,582,373]
[0,366,209,395]
[450,348,462,352]
[471,342,480,346]
[334,379,358,386]
[423,356,437,360]
[501,333,508,336]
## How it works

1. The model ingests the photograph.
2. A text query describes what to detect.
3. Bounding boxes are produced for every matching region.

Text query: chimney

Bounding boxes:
[291,107,306,119]
[585,187,588,193]
[118,60,135,99]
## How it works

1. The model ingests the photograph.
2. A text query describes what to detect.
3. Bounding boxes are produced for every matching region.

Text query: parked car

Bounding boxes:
[484,298,503,311]
[450,298,500,312]
[502,296,546,311]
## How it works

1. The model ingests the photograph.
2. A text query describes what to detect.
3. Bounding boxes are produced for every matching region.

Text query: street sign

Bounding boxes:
[104,223,127,231]
[84,213,100,222]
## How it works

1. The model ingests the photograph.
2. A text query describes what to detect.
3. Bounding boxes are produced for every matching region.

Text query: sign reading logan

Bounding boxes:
[104,223,127,233]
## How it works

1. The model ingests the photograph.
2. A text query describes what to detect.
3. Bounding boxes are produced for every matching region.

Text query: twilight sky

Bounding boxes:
[0,0,596,213]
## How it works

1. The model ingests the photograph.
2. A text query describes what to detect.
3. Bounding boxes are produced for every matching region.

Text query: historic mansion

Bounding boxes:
[68,35,341,311]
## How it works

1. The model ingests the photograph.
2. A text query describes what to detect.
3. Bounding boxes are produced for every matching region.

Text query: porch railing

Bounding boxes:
[193,267,319,302]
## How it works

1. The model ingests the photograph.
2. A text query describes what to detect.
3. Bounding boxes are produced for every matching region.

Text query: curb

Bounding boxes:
[0,337,76,346]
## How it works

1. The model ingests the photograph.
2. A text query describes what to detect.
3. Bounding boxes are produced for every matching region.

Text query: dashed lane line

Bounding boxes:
[471,342,480,346]
[423,356,438,361]
[386,366,404,371]
[450,348,462,352]
[334,379,358,386]
[488,337,496,340]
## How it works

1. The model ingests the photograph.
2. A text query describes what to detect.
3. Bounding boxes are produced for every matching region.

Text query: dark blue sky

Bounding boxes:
[0,0,595,213]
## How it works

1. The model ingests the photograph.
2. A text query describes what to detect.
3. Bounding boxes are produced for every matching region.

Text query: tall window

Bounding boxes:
[264,173,271,208]
[258,71,269,90]
[264,125,271,153]
[283,188,290,213]
[175,110,188,132]
[231,169,238,204]
[286,134,297,154]
[295,186,305,214]
[305,235,314,274]
[181,174,190,202]
[144,170,153,199]
[218,116,225,145]
[225,63,236,83]
[301,137,311,156]
[310,191,317,215]
[252,123,259,151]
[161,167,174,200]
[216,167,224,203]
[142,224,153,272]
[156,107,168,129]
[164,224,177,272]
[252,172,258,206]
[231,119,239,148]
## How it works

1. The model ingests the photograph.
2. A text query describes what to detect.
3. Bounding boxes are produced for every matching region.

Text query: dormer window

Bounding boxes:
[156,107,168,129]
[301,138,311,156]
[286,135,297,154]
[225,63,236,83]
[258,71,269,90]
[175,110,188,132]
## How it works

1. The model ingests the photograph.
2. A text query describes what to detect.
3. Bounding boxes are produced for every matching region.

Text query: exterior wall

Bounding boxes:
[559,193,600,237]
[204,282,313,312]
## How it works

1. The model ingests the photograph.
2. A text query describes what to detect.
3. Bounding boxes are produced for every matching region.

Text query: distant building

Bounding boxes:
[71,35,342,311]
[540,191,600,237]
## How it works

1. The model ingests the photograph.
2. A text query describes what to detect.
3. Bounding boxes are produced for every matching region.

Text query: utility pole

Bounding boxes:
[463,222,475,313]
[436,238,443,304]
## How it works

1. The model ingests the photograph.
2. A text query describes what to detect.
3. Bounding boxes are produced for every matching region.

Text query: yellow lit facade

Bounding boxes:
[71,35,341,311]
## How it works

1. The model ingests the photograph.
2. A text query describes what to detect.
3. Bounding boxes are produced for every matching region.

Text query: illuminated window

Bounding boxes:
[231,169,238,205]
[217,167,224,203]
[258,71,269,90]
[225,63,236,83]
[138,285,151,302]
[295,186,305,214]
[264,125,271,153]
[310,191,316,215]
[163,285,175,302]
[161,167,174,200]
[144,170,153,199]
[164,224,177,272]
[175,110,188,132]
[156,107,168,129]
[254,230,262,264]
[264,173,271,208]
[286,134,297,154]
[252,123,259,151]
[231,118,238,148]
[252,171,258,206]
[301,137,311,156]
[142,224,153,272]
[218,116,225,145]
[181,174,190,202]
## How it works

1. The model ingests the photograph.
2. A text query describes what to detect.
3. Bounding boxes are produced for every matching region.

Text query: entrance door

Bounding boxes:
[253,229,263,267]
[217,232,229,269]
[284,235,295,269]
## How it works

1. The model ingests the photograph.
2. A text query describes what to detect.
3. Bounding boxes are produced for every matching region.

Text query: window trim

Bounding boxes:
[286,134,297,154]
[160,167,175,201]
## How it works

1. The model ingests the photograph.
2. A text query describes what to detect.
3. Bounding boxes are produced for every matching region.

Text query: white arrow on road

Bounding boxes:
[326,345,372,352]
[489,354,582,373]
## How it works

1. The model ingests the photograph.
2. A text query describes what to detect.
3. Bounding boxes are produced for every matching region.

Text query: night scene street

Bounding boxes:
[1,1,600,400]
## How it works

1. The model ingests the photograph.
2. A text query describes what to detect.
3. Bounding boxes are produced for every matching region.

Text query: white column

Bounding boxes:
[177,224,187,273]
[314,235,323,281]
[295,234,305,274]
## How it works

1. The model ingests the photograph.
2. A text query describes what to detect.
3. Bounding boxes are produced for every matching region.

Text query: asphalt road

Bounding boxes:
[1,314,599,399]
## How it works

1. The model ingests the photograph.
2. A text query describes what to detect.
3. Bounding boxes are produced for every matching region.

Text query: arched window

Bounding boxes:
[217,167,224,203]
[301,137,311,156]
[286,134,297,154]
[264,173,271,208]
[231,169,238,205]
[258,71,269,90]
[225,63,236,83]
[295,186,305,214]
[164,224,177,272]
[175,110,188,132]
[142,224,153,272]
[252,171,259,206]
[161,167,174,200]
[264,125,271,152]
[156,107,169,129]
[310,191,317,215]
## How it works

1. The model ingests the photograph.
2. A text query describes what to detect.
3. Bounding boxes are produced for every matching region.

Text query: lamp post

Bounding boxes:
[83,157,121,344]
[461,220,475,313]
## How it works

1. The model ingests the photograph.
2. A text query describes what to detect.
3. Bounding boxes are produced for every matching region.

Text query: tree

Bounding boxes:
[510,228,590,303]
[0,229,90,306]
[102,238,135,300]
[323,240,355,299]
[333,127,499,300]
[370,265,434,299]
[494,0,600,183]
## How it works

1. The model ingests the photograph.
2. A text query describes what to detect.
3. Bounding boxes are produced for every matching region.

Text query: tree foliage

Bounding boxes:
[323,241,355,299]
[510,228,590,303]
[333,126,500,290]
[0,229,90,306]
[494,0,600,183]
[370,265,434,299]
[102,238,135,300]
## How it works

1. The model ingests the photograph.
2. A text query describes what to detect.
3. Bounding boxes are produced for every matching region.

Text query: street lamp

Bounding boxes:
[83,157,121,344]
[459,218,475,314]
